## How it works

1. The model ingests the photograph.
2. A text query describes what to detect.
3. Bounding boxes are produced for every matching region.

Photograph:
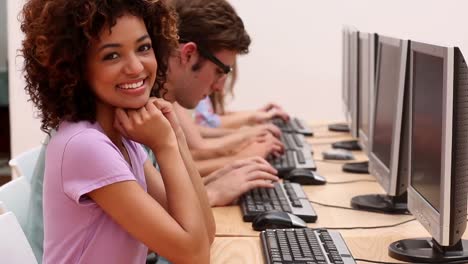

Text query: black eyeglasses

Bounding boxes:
[179,39,232,74]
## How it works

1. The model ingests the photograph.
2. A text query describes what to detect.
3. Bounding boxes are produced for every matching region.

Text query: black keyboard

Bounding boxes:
[240,181,317,223]
[261,228,356,264]
[268,149,317,176]
[281,132,311,150]
[273,117,314,137]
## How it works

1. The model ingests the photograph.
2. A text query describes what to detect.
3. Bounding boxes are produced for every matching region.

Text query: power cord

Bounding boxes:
[321,218,415,230]
[309,199,412,215]
[327,179,376,184]
[314,159,354,164]
[309,200,358,211]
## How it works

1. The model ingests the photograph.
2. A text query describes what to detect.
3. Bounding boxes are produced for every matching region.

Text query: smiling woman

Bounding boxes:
[20,0,215,263]
[85,15,157,111]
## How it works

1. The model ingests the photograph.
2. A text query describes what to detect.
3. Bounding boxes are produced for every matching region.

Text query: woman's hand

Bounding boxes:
[114,99,177,152]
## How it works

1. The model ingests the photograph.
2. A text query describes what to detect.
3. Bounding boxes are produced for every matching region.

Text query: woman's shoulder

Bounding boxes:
[49,121,115,155]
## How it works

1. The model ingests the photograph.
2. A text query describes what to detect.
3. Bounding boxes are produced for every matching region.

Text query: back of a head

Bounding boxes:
[170,0,251,54]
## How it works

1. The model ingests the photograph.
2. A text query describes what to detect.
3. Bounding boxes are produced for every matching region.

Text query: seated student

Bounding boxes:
[26,140,277,262]
[165,0,285,176]
[195,65,290,130]
[21,0,215,263]
[23,1,280,261]
[175,103,283,176]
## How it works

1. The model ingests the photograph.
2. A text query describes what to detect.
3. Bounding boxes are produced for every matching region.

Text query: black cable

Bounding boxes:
[309,200,412,215]
[327,179,376,184]
[355,257,468,264]
[309,200,358,211]
[321,218,415,230]
[314,159,353,164]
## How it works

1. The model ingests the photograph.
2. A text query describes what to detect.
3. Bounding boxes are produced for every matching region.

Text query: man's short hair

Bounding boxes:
[171,0,251,54]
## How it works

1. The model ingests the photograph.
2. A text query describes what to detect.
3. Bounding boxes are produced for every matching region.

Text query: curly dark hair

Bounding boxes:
[21,0,179,132]
[171,0,251,54]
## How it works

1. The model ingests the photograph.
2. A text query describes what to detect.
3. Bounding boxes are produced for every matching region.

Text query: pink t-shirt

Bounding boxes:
[43,121,148,264]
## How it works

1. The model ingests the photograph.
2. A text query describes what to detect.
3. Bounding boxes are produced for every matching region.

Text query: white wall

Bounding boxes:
[228,0,468,122]
[6,0,468,156]
[8,0,44,157]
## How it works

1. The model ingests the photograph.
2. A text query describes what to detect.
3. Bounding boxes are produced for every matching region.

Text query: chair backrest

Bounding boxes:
[0,201,5,215]
[0,212,38,264]
[9,146,42,182]
[0,177,31,230]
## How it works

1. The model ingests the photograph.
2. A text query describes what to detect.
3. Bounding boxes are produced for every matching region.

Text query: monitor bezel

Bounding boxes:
[407,41,453,246]
[357,32,376,156]
[348,28,359,138]
[368,35,408,196]
[342,26,350,116]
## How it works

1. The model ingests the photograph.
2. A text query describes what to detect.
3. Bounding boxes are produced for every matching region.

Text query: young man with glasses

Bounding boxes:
[155,0,285,178]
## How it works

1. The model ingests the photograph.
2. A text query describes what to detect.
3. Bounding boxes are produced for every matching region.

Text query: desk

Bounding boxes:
[210,121,445,264]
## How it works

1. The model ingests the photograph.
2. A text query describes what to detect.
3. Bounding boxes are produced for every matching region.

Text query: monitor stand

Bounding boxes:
[389,238,468,263]
[351,192,407,214]
[332,140,362,151]
[328,123,350,132]
[342,161,369,174]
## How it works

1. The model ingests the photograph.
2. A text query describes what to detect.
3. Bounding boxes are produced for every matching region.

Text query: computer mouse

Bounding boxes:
[322,149,355,160]
[252,211,307,231]
[286,169,327,185]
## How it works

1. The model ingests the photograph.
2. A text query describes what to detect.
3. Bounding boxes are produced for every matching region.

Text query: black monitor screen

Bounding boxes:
[372,43,402,168]
[359,38,370,136]
[411,52,444,213]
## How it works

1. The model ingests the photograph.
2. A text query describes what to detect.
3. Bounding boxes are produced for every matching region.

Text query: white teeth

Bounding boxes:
[119,80,144,89]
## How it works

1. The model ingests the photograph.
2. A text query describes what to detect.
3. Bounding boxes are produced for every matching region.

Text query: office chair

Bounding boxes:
[0,201,5,214]
[0,177,31,230]
[0,211,37,264]
[9,146,41,182]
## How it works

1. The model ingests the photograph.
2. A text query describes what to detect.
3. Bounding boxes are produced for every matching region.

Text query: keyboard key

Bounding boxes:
[292,133,304,147]
[297,151,306,164]
[293,118,305,130]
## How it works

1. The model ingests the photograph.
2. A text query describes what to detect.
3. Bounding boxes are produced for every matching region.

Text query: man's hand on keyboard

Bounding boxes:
[250,108,290,124]
[258,102,290,121]
[241,123,282,139]
[204,157,279,207]
[236,133,285,159]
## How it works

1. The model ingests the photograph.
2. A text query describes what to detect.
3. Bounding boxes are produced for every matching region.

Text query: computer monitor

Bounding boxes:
[350,35,409,214]
[347,27,359,138]
[357,32,377,155]
[389,41,468,263]
[341,26,350,116]
[331,26,362,149]
[332,25,358,134]
[341,32,376,174]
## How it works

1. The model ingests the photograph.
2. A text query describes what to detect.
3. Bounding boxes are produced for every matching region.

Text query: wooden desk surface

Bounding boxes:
[211,233,428,264]
[212,132,410,236]
[210,121,462,263]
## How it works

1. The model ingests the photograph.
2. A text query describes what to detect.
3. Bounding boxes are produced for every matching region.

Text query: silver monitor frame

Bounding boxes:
[357,33,376,155]
[348,28,359,138]
[407,42,454,246]
[341,26,350,116]
[368,36,408,196]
